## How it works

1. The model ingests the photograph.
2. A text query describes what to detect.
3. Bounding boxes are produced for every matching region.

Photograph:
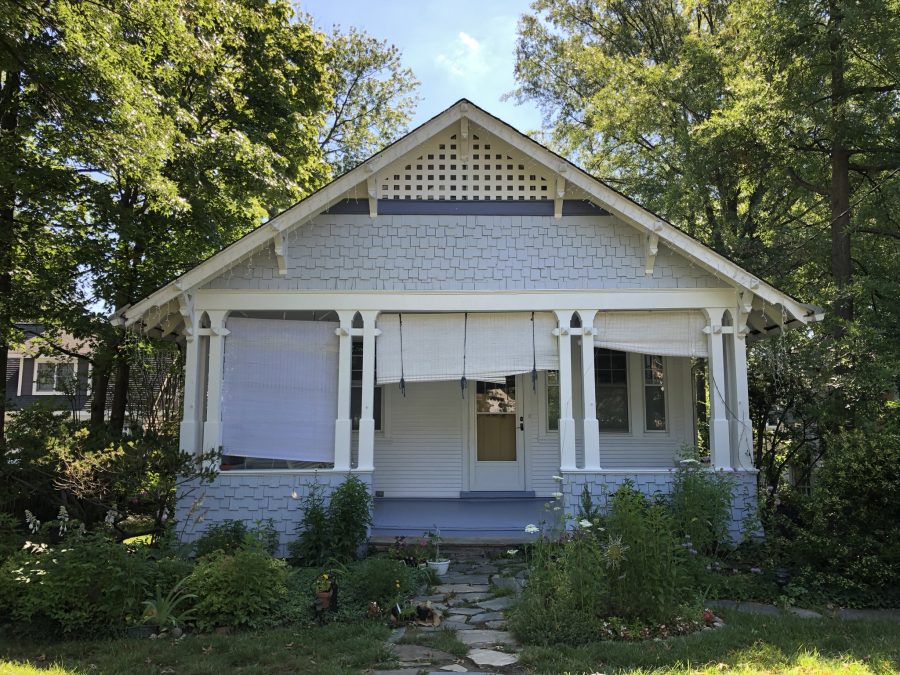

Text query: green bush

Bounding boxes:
[186,548,288,631]
[670,465,733,554]
[0,513,22,561]
[194,518,279,558]
[775,425,900,607]
[509,481,693,646]
[288,476,372,566]
[0,533,148,635]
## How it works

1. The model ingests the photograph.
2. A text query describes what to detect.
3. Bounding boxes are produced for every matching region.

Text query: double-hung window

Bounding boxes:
[351,340,382,431]
[34,360,76,394]
[595,348,629,431]
[643,355,666,431]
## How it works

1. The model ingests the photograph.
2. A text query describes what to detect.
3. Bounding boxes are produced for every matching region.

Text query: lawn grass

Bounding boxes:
[520,609,900,674]
[0,622,394,675]
[397,626,469,658]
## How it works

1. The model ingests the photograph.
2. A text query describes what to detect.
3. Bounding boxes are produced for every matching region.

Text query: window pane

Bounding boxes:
[56,363,74,388]
[597,387,628,431]
[645,386,666,431]
[476,378,516,414]
[35,363,57,392]
[546,371,559,432]
[643,355,664,385]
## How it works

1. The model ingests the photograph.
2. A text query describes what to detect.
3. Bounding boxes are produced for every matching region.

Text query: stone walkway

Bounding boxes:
[369,553,528,674]
[709,599,900,621]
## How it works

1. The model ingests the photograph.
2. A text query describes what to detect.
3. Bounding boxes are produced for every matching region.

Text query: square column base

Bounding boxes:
[559,417,577,471]
[357,418,375,471]
[334,418,353,471]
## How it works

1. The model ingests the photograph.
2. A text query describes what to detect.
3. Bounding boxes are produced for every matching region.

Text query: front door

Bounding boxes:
[470,375,526,491]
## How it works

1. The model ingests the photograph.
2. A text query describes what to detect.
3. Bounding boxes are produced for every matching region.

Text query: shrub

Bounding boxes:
[509,481,693,646]
[670,465,733,554]
[288,476,372,566]
[186,548,288,631]
[194,518,279,558]
[775,425,900,607]
[0,513,22,562]
[0,533,149,636]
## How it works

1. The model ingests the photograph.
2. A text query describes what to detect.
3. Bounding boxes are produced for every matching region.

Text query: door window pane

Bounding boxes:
[476,378,517,461]
[546,370,559,431]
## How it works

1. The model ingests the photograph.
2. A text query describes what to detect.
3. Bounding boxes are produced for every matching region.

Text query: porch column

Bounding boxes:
[179,306,202,455]
[704,308,731,470]
[333,311,354,472]
[578,309,601,470]
[202,310,229,455]
[554,310,577,471]
[730,318,754,470]
[357,310,379,472]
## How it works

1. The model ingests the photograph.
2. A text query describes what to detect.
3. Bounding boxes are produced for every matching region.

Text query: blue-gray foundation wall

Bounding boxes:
[174,472,373,557]
[560,470,759,542]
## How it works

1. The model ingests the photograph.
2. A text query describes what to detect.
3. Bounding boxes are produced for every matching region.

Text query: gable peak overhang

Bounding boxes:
[120,98,821,339]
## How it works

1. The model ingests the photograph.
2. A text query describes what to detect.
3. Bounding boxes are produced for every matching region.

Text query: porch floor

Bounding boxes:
[370,496,550,543]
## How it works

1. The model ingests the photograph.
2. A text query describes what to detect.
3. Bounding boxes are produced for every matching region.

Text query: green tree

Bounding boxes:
[317,25,420,174]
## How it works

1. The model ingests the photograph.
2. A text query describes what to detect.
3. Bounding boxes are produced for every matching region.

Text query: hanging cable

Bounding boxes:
[531,311,538,391]
[398,313,406,397]
[460,312,469,398]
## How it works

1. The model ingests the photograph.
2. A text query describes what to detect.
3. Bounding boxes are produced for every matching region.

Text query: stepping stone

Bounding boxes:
[490,576,521,592]
[387,627,407,643]
[414,594,447,603]
[370,669,422,675]
[467,648,519,667]
[788,607,823,619]
[476,597,514,611]
[440,574,491,584]
[446,607,482,616]
[435,584,490,594]
[447,593,491,606]
[456,630,518,648]
[437,666,468,672]
[485,621,507,630]
[390,644,457,666]
[469,612,504,624]
[441,620,476,631]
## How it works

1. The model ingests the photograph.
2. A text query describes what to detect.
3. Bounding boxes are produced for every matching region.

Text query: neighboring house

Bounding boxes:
[6,324,92,419]
[119,100,822,549]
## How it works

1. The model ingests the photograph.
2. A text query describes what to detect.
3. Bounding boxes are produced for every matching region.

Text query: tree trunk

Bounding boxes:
[0,68,22,448]
[109,345,129,434]
[90,348,113,427]
[829,2,854,328]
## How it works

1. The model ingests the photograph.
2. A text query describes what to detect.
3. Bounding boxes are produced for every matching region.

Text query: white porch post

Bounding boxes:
[705,308,731,470]
[202,310,229,455]
[357,310,379,472]
[333,311,354,472]
[578,309,601,470]
[554,310,577,471]
[179,303,202,455]
[730,319,754,470]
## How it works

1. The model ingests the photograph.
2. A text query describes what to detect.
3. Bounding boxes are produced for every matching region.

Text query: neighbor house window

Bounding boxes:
[34,359,76,394]
[643,355,666,431]
[546,370,559,431]
[351,340,382,431]
[595,348,629,432]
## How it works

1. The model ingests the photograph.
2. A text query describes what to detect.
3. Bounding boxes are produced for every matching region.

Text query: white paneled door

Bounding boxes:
[470,375,526,491]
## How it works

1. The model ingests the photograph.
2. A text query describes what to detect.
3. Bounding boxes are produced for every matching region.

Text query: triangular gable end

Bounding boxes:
[121,99,820,338]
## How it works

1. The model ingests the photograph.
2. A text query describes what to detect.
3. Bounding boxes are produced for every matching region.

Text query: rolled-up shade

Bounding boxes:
[376,312,559,385]
[221,317,338,461]
[594,311,708,358]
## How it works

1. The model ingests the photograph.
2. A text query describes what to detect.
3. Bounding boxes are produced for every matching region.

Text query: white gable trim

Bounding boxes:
[121,100,818,329]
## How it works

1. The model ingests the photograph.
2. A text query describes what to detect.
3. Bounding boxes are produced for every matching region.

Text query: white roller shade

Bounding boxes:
[593,311,708,358]
[376,312,558,385]
[221,317,338,461]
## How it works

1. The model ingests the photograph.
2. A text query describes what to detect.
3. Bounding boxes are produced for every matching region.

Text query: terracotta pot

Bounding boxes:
[314,590,332,610]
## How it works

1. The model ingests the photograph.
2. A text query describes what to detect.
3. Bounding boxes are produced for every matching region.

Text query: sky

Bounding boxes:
[300,0,544,134]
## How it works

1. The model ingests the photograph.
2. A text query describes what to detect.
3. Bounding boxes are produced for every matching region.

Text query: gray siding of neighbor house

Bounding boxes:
[204,213,729,291]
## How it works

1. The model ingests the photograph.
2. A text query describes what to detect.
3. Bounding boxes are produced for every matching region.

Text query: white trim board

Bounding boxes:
[121,99,821,331]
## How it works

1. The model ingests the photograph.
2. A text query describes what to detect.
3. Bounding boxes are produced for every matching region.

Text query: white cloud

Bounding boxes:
[435,31,491,79]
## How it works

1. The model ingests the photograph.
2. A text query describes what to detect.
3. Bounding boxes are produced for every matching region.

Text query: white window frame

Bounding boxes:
[32,357,79,396]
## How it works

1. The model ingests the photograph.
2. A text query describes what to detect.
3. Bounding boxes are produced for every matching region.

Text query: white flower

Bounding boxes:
[579,519,593,528]
[104,509,118,526]
[552,475,564,482]
[524,524,540,534]
[24,510,40,534]
[551,492,563,499]
[506,549,519,556]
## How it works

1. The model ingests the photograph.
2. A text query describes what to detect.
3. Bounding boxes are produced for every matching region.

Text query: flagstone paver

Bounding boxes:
[468,612,505,624]
[476,596,514,611]
[435,584,491,594]
[456,629,518,648]
[467,648,520,667]
[390,644,458,666]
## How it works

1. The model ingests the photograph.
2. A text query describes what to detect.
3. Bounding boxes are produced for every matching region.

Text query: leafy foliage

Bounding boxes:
[0,533,147,636]
[288,482,331,566]
[670,465,734,555]
[186,549,289,631]
[194,519,279,559]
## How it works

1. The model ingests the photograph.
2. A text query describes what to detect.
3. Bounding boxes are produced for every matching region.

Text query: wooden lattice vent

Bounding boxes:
[378,131,553,201]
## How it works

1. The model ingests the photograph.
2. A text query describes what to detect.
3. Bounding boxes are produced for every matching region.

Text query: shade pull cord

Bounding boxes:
[531,311,538,391]
[460,312,469,398]
[398,313,406,397]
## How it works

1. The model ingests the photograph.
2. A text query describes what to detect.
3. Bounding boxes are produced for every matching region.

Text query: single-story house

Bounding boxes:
[119,100,822,549]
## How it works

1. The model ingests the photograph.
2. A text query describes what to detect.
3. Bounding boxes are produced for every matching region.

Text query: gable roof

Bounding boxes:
[120,99,821,337]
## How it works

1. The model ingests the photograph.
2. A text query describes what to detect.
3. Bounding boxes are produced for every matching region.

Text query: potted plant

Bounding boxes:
[313,572,335,612]
[424,528,450,576]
